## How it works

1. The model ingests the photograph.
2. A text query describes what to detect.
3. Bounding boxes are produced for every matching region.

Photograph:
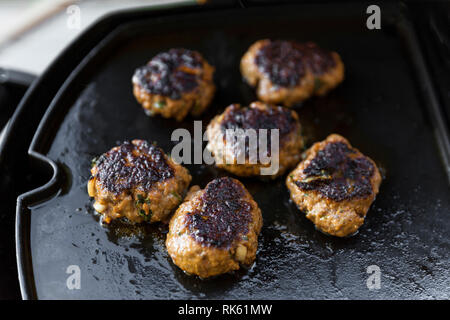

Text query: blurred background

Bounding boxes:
[0,0,184,74]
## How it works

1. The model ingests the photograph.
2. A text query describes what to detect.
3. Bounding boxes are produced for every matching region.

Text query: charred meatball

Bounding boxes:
[87,140,191,224]
[298,42,345,97]
[240,40,344,106]
[206,101,303,178]
[286,134,381,237]
[132,48,215,121]
[166,177,263,278]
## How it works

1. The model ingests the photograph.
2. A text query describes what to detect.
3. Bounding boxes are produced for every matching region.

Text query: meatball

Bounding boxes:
[240,40,344,106]
[132,48,215,121]
[166,177,263,278]
[87,139,191,224]
[206,101,304,178]
[298,42,345,97]
[286,134,381,237]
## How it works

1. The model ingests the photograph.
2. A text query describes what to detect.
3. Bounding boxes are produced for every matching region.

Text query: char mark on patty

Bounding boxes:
[220,104,298,157]
[220,104,297,136]
[186,177,252,248]
[295,142,374,201]
[255,40,308,87]
[297,42,336,76]
[255,40,337,87]
[94,140,174,195]
[133,48,203,99]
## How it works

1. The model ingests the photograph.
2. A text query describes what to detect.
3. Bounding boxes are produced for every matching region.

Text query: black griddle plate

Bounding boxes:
[16,2,450,299]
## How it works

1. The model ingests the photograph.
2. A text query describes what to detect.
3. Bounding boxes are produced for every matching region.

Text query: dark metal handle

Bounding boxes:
[428,9,450,69]
[0,68,36,88]
[0,68,36,134]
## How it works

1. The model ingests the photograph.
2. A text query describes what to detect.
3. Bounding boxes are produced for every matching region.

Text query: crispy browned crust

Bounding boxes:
[166,177,263,278]
[240,40,344,107]
[286,134,381,237]
[206,101,303,178]
[132,48,215,121]
[88,140,191,224]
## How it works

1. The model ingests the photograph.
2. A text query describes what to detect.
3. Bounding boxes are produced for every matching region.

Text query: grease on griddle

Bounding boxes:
[295,142,375,201]
[132,48,203,99]
[94,140,174,195]
[186,177,252,248]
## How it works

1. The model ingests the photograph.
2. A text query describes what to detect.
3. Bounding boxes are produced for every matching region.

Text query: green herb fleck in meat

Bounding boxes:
[314,78,323,91]
[171,191,182,202]
[138,209,151,221]
[91,156,99,168]
[153,101,166,109]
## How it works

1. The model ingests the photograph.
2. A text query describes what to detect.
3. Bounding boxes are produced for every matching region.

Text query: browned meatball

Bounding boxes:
[286,134,381,237]
[298,42,345,96]
[87,140,191,224]
[240,40,344,106]
[166,177,263,278]
[206,101,304,178]
[132,48,215,121]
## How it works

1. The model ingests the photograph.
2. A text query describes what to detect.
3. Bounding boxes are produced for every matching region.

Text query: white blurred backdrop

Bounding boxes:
[0,0,186,74]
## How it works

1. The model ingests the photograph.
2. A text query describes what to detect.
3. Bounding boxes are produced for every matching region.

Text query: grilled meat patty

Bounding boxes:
[88,139,191,224]
[166,177,263,278]
[206,101,303,178]
[286,134,381,237]
[241,40,344,106]
[132,48,215,121]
